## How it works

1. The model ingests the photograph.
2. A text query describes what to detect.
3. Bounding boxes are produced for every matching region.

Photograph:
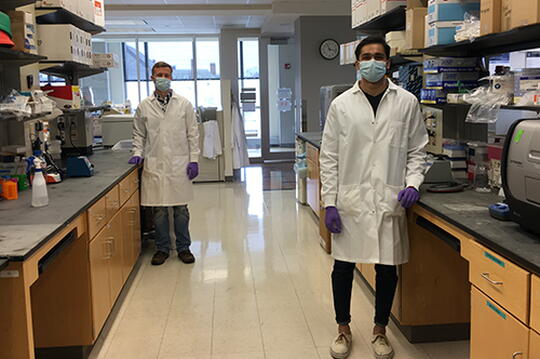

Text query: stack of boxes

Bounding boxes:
[421,57,480,104]
[340,39,362,65]
[425,0,480,46]
[36,0,105,28]
[351,0,407,27]
[386,31,407,55]
[38,24,93,65]
[406,4,428,50]
[7,11,38,54]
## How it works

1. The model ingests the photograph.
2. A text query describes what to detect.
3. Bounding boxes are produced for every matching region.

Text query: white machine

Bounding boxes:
[101,114,135,147]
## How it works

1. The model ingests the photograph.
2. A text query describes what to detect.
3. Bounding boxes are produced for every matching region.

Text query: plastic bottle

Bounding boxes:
[31,158,49,207]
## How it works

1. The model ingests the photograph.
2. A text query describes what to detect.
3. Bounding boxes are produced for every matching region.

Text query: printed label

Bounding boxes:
[487,300,507,320]
[514,129,525,144]
[484,251,505,268]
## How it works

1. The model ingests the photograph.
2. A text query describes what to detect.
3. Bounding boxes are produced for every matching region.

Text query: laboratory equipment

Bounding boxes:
[101,114,135,147]
[473,161,491,193]
[320,84,353,130]
[488,203,511,221]
[1,178,18,200]
[502,119,540,234]
[31,157,48,207]
[67,156,94,177]
[424,157,455,184]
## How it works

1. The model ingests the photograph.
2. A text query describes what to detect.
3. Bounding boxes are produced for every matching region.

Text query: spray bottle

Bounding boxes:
[31,157,48,207]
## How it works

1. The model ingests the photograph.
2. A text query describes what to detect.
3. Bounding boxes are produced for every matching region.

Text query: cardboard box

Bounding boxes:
[367,0,381,21]
[480,0,501,35]
[511,0,540,29]
[380,0,407,13]
[407,0,428,7]
[501,0,512,31]
[93,0,105,27]
[37,0,76,14]
[38,24,93,65]
[406,7,428,49]
[426,20,464,46]
[7,11,38,54]
[428,0,480,23]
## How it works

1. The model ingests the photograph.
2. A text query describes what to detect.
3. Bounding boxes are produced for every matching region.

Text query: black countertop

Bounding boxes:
[419,188,540,276]
[297,132,322,149]
[0,150,136,261]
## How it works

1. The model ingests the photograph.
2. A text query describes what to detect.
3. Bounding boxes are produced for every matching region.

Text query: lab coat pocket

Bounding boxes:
[171,155,189,177]
[379,184,404,216]
[337,185,365,223]
[387,123,407,187]
[144,157,160,174]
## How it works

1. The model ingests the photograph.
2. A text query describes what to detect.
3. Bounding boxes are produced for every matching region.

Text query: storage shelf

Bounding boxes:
[391,53,423,69]
[36,7,106,35]
[63,105,110,113]
[40,62,107,83]
[420,22,540,57]
[423,103,540,113]
[0,111,53,122]
[0,0,36,11]
[0,48,46,66]
[353,6,406,33]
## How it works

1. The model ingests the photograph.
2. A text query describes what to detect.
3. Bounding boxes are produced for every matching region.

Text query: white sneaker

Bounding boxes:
[330,332,352,359]
[371,334,394,359]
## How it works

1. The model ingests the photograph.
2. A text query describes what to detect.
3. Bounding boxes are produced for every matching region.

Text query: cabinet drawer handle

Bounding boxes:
[512,352,523,359]
[133,179,139,184]
[96,215,105,222]
[481,272,503,286]
[123,188,130,193]
[128,209,137,214]
[105,240,113,259]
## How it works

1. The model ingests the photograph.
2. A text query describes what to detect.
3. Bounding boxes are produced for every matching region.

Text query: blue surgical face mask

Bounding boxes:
[359,59,387,83]
[155,77,171,92]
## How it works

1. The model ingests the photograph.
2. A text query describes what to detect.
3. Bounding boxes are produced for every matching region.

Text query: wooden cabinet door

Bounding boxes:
[129,191,141,269]
[120,205,133,282]
[306,159,320,216]
[470,286,529,359]
[108,213,125,305]
[532,275,540,333]
[89,231,112,337]
[530,330,540,359]
[88,196,107,239]
[105,185,120,220]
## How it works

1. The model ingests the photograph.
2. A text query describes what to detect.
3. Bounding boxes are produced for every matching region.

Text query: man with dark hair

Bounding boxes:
[320,36,428,358]
[129,61,200,266]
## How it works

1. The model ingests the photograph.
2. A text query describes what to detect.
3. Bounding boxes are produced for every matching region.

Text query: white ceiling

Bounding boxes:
[102,0,349,36]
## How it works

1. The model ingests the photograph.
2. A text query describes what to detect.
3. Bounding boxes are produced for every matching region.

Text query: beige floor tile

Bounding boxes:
[212,328,264,355]
[158,327,212,357]
[114,313,168,338]
[266,346,320,359]
[261,323,315,351]
[105,334,161,359]
[419,340,470,359]
[211,352,265,359]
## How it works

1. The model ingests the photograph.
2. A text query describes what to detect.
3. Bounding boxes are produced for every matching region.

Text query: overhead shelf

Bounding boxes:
[0,112,53,122]
[423,103,540,113]
[39,62,107,84]
[0,0,36,11]
[353,6,406,33]
[0,48,46,66]
[420,22,540,57]
[63,105,110,113]
[390,53,423,69]
[36,7,106,35]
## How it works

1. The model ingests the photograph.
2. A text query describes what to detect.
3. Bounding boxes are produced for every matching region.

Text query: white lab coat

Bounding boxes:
[132,91,200,207]
[203,120,222,160]
[319,80,428,265]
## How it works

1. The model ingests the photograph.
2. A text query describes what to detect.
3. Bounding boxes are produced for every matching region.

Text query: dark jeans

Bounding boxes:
[332,260,398,327]
[153,206,192,254]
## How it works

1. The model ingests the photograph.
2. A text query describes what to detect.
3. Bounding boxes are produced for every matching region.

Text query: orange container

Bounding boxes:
[1,179,18,200]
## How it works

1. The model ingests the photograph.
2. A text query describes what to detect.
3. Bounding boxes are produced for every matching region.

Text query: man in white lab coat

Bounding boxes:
[129,61,201,266]
[320,37,428,359]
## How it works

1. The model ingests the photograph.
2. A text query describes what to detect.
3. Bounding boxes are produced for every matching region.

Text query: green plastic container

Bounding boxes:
[13,175,29,191]
[0,12,12,38]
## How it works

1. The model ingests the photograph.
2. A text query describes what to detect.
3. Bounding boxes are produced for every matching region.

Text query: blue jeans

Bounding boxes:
[153,206,191,254]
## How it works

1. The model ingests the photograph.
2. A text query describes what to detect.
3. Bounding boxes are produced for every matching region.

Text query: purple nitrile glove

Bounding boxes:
[325,206,342,234]
[398,187,420,209]
[187,162,199,180]
[128,156,143,165]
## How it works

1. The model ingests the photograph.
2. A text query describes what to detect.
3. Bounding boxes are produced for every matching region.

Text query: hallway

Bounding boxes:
[89,166,469,359]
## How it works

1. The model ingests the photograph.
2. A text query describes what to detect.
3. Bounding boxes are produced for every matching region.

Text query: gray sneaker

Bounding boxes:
[330,332,352,359]
[371,334,394,359]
